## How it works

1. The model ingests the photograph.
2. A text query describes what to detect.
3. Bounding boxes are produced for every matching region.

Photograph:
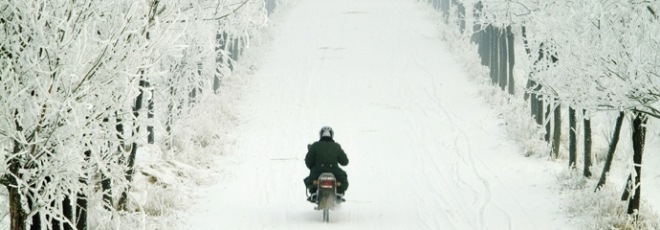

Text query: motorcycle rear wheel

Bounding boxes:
[323,209,329,222]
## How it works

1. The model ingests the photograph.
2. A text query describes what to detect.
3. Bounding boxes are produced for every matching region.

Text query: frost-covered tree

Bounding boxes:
[473,0,660,218]
[518,1,658,215]
[156,0,268,145]
[0,0,269,229]
[0,0,179,228]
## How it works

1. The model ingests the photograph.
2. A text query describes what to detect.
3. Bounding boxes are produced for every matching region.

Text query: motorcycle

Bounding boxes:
[309,172,342,222]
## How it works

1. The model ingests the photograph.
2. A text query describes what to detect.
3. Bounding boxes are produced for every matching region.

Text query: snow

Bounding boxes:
[183,0,574,228]
[3,0,658,229]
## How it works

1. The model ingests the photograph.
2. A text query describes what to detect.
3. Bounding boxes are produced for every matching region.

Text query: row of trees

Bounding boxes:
[427,0,659,222]
[0,0,273,229]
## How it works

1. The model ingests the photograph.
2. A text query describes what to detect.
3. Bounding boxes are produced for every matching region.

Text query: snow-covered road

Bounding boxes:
[186,0,573,229]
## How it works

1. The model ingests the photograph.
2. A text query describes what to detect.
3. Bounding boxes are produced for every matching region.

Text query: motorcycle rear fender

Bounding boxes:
[313,172,341,187]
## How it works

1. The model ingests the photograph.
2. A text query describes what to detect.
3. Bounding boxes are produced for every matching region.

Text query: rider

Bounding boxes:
[304,126,349,201]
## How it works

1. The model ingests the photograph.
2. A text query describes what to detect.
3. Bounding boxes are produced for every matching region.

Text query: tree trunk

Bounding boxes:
[8,125,29,230]
[230,37,243,62]
[498,28,507,91]
[55,177,86,230]
[551,103,561,158]
[473,2,483,43]
[506,26,515,95]
[227,35,237,71]
[265,0,277,15]
[214,31,227,94]
[118,79,146,210]
[483,26,493,68]
[490,26,499,85]
[146,81,154,144]
[166,77,176,137]
[103,117,123,210]
[101,172,112,210]
[622,113,647,216]
[583,110,592,178]
[8,174,28,230]
[527,80,544,126]
[75,150,90,230]
[189,86,198,105]
[440,0,450,21]
[456,1,466,33]
[545,103,551,143]
[59,196,74,230]
[480,27,487,66]
[476,26,487,66]
[595,111,625,191]
[118,138,139,211]
[213,74,222,94]
[521,26,532,57]
[568,107,577,168]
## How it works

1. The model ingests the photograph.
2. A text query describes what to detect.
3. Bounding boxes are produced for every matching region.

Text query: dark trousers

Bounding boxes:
[304,167,349,194]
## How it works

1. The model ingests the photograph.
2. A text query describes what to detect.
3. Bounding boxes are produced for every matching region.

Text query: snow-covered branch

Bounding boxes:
[0,0,268,228]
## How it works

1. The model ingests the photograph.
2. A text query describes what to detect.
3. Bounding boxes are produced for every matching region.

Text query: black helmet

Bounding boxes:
[319,126,334,138]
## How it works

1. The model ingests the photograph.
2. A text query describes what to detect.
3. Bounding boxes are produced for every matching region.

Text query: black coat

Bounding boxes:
[304,137,349,188]
[305,137,349,171]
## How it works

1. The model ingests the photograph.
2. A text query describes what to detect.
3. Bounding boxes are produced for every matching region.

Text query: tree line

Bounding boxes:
[426,0,659,224]
[0,0,274,229]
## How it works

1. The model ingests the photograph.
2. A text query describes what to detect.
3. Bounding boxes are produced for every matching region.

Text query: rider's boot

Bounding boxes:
[336,193,345,202]
[307,192,318,203]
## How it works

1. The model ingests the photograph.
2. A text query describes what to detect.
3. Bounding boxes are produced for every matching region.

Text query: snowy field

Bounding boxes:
[2,0,659,229]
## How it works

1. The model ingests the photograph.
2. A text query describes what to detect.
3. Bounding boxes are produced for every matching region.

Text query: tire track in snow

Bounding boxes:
[434,81,513,230]
[393,55,448,227]
[409,53,513,229]
[404,105,457,229]
[396,73,468,229]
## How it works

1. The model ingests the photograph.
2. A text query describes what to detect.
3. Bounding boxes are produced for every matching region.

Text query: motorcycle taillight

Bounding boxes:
[319,180,334,188]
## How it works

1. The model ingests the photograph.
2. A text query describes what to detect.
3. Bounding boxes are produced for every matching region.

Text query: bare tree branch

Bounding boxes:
[204,0,250,21]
